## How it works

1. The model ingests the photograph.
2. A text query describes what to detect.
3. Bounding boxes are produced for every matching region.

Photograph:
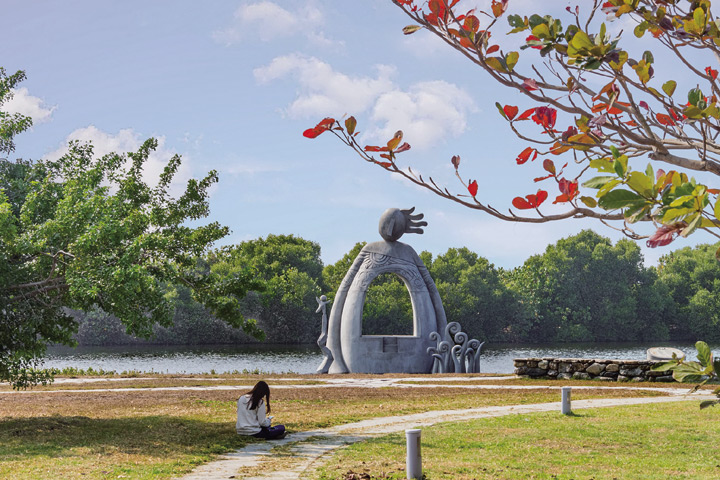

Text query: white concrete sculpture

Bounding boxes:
[322,208,447,374]
[315,294,333,373]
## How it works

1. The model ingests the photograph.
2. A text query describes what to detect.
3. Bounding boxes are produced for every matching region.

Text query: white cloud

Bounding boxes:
[4,87,56,123]
[253,54,396,117]
[367,81,476,149]
[44,126,193,197]
[255,55,475,149]
[213,1,331,46]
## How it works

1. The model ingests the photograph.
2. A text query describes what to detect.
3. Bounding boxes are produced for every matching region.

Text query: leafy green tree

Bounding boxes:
[210,234,325,343]
[0,69,261,388]
[361,272,414,335]
[657,242,720,341]
[507,230,669,342]
[430,248,523,342]
[322,242,366,301]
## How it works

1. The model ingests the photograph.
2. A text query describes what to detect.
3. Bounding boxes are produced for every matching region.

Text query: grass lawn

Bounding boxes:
[0,374,691,479]
[313,401,720,480]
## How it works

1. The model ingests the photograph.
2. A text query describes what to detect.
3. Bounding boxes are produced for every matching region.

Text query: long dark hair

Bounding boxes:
[245,380,271,414]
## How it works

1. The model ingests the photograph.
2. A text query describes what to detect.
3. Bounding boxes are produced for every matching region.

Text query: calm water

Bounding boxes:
[42,342,706,375]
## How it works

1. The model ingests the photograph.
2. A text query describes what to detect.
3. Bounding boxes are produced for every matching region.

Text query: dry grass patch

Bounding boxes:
[0,377,671,479]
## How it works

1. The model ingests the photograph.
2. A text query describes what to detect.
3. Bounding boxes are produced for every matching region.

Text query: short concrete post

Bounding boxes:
[561,386,572,415]
[405,429,422,479]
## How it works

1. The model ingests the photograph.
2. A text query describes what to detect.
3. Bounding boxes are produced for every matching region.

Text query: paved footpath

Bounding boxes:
[173,381,715,480]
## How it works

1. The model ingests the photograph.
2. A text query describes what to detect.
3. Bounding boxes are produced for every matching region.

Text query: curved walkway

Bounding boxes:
[177,388,715,480]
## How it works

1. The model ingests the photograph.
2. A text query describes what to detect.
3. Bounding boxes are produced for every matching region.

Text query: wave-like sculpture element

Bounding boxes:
[427,322,485,373]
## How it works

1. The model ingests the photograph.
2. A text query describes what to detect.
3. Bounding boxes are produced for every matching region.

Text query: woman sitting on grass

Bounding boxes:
[236,380,286,440]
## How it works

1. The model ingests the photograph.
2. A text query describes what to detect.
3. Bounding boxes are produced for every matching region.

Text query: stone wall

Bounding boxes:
[513,357,674,382]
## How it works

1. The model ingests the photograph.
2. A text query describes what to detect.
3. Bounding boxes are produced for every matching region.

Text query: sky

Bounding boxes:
[2,0,717,270]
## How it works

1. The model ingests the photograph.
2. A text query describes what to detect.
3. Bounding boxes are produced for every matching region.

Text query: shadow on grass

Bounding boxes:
[0,415,256,461]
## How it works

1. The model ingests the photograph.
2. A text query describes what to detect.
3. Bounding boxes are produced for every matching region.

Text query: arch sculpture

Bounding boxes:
[320,208,447,374]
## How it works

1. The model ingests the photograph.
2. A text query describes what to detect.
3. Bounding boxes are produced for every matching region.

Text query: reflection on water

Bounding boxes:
[43,342,707,375]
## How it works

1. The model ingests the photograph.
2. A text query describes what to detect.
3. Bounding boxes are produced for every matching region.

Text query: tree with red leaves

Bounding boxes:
[306,0,720,256]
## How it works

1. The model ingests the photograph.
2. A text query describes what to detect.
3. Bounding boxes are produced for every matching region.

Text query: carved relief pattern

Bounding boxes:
[353,252,426,291]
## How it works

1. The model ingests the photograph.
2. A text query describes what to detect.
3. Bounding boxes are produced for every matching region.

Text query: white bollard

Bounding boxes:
[561,386,572,415]
[405,429,422,479]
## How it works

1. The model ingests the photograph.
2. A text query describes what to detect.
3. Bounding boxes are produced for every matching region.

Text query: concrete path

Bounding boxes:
[177,390,716,480]
[2,376,697,396]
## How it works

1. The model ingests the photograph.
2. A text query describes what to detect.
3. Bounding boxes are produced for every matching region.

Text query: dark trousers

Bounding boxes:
[252,425,285,440]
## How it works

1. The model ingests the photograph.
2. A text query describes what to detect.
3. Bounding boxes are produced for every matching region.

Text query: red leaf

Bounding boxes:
[512,190,548,209]
[378,162,393,168]
[395,142,411,153]
[364,145,388,152]
[486,44,500,54]
[303,128,323,139]
[525,35,542,50]
[646,223,685,248]
[503,105,519,120]
[656,113,676,126]
[303,117,335,138]
[522,78,538,91]
[531,106,557,129]
[512,196,532,209]
[534,174,554,182]
[517,107,535,121]
[543,159,556,175]
[463,14,480,33]
[468,180,479,197]
[706,66,718,80]
[516,147,538,165]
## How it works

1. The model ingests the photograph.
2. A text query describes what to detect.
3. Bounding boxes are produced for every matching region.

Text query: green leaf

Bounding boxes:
[681,214,701,237]
[662,207,693,223]
[689,87,703,106]
[597,178,621,197]
[609,145,621,159]
[495,102,508,120]
[505,51,519,72]
[582,176,617,189]
[402,25,423,35]
[634,21,649,38]
[589,158,615,173]
[485,57,506,73]
[598,189,643,209]
[580,196,597,208]
[626,171,654,196]
[570,31,594,50]
[662,80,677,97]
[613,156,627,178]
[642,50,654,64]
[345,116,357,135]
[623,201,649,221]
[652,360,680,372]
[694,7,706,29]
[697,341,712,367]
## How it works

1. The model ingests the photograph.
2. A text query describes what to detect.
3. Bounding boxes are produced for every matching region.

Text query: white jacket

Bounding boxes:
[236,394,272,435]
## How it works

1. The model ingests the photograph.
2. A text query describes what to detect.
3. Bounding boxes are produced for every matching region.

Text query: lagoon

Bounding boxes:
[41,342,705,375]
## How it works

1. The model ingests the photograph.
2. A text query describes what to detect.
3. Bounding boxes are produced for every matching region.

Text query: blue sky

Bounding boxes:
[2,0,716,269]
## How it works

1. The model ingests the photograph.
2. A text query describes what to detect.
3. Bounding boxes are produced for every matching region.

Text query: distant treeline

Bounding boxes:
[73,230,720,346]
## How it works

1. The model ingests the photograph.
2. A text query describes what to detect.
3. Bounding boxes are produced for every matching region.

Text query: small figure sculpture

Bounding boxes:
[315,294,333,374]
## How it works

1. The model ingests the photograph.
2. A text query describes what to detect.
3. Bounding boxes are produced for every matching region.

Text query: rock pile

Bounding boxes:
[513,358,674,382]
